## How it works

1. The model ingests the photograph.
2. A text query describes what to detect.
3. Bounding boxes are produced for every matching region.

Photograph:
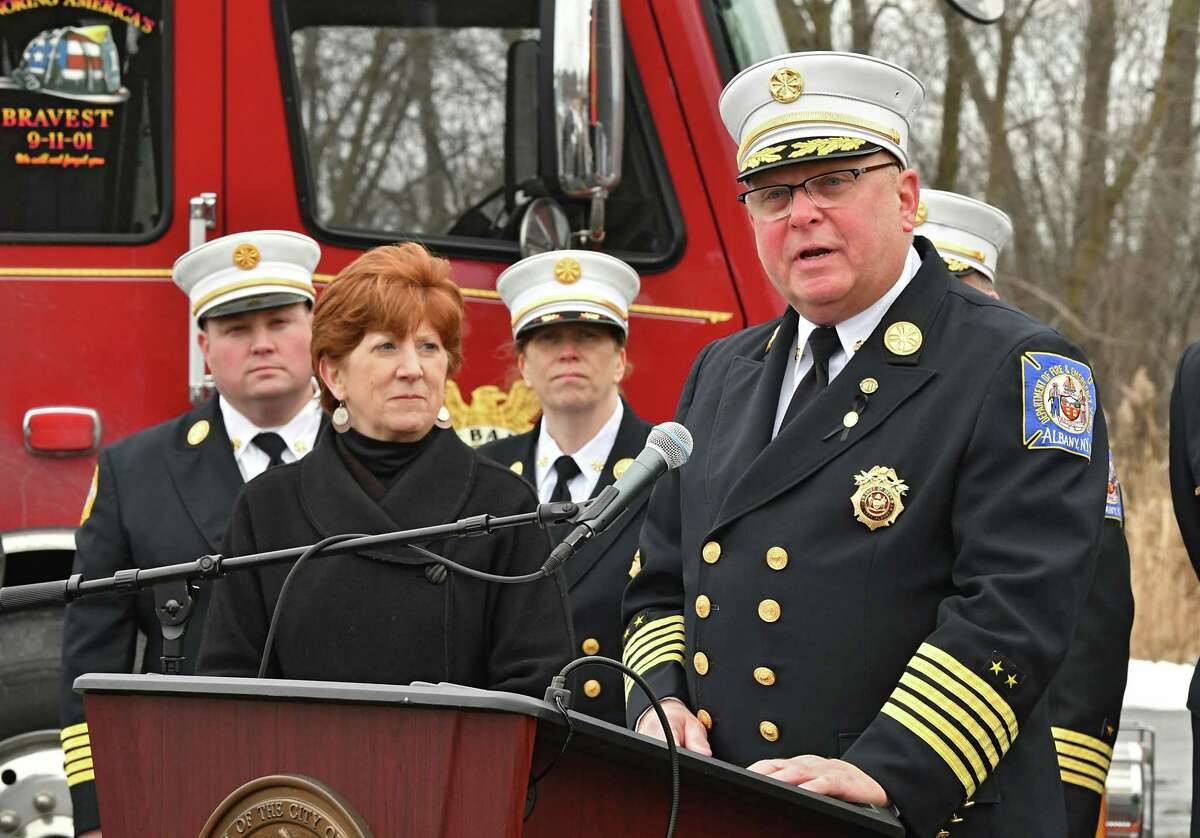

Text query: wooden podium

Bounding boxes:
[76,674,903,837]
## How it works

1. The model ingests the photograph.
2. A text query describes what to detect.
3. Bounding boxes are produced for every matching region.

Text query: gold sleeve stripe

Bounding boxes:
[61,734,90,752]
[908,655,1011,752]
[1051,726,1114,758]
[66,768,96,787]
[631,644,687,678]
[899,672,1000,768]
[1057,754,1110,782]
[882,702,977,797]
[623,631,686,672]
[64,755,93,774]
[624,647,687,699]
[63,747,93,768]
[917,643,1018,740]
[1060,769,1106,795]
[1054,740,1112,771]
[623,615,685,661]
[890,687,988,784]
[60,722,89,740]
[623,624,685,666]
[67,770,96,787]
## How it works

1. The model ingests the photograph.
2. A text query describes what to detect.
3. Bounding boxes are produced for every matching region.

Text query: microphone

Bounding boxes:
[542,422,693,572]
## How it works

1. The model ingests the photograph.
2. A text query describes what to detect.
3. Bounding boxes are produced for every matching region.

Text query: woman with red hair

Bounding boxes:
[199,243,572,696]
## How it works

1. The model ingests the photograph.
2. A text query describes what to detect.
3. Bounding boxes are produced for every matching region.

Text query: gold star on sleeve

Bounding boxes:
[989,661,1003,675]
[1005,674,1018,688]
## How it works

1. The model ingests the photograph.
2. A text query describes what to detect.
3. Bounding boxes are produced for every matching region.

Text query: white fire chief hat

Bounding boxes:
[496,250,640,339]
[719,51,925,180]
[916,190,1013,281]
[173,230,320,321]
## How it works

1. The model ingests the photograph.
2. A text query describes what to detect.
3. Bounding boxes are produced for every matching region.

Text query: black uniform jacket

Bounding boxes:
[622,238,1109,838]
[1048,451,1134,838]
[60,396,242,832]
[1169,342,1200,717]
[197,426,574,698]
[478,401,653,724]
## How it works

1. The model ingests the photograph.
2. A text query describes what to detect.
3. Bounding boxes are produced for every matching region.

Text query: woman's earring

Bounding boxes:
[331,401,351,433]
[435,406,453,429]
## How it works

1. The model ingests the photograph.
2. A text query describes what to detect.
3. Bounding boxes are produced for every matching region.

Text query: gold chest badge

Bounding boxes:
[851,466,909,530]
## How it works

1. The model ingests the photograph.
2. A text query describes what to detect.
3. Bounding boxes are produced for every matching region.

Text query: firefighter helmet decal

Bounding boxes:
[0,26,130,104]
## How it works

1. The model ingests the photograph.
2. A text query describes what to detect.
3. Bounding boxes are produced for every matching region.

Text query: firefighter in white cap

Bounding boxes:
[59,231,323,836]
[922,190,1134,838]
[479,250,651,725]
[622,51,1108,837]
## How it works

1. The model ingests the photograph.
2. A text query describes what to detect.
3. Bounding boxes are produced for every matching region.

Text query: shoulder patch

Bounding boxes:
[1021,351,1096,460]
[80,465,99,524]
[1105,451,1124,524]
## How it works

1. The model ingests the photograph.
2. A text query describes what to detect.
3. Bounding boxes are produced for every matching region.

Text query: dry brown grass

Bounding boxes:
[1114,367,1200,662]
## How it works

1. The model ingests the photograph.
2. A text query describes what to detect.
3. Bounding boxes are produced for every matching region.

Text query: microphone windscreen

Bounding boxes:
[647,422,693,470]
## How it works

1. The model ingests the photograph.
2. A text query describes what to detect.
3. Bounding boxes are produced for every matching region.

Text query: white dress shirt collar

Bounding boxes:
[534,399,625,504]
[219,388,323,482]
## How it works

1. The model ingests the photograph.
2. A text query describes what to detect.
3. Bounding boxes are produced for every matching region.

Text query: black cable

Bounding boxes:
[258,533,365,678]
[538,656,680,838]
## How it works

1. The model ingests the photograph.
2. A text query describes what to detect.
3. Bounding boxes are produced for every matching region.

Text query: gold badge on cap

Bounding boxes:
[884,321,923,356]
[613,457,634,480]
[768,67,803,103]
[187,420,211,446]
[851,466,909,531]
[554,257,582,285]
[232,243,261,271]
[915,201,928,226]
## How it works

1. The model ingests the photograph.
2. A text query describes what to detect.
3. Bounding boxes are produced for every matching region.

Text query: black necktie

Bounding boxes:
[780,326,842,429]
[549,455,582,503]
[252,432,289,468]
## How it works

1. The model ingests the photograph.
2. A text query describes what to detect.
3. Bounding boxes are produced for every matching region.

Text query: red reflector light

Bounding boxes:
[23,407,101,456]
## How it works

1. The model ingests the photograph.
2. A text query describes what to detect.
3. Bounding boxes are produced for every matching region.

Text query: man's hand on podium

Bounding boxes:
[635,698,712,756]
[747,756,890,806]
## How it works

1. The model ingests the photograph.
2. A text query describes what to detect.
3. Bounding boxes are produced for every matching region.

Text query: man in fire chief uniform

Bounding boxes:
[1168,343,1200,838]
[480,250,651,725]
[919,189,1134,837]
[622,53,1108,837]
[59,231,323,836]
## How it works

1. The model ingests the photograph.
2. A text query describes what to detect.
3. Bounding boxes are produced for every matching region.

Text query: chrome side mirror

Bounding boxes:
[518,198,572,257]
[542,0,624,199]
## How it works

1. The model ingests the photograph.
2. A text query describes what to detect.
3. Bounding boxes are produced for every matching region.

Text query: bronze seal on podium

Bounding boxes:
[199,774,371,838]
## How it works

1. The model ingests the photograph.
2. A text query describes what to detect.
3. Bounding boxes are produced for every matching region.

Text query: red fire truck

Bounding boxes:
[0,0,1000,830]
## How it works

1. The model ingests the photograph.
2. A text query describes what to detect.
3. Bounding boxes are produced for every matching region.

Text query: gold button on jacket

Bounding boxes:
[753,666,776,686]
[759,720,780,742]
[765,546,788,570]
[695,594,712,618]
[581,637,600,655]
[697,708,713,730]
[702,541,722,564]
[693,651,710,675]
[757,599,781,623]
[583,679,602,698]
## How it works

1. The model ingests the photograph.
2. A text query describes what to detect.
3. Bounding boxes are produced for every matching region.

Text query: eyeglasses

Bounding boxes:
[736,162,901,221]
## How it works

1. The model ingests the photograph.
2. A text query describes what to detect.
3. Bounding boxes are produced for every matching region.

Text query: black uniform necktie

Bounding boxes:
[252,432,289,468]
[549,455,582,503]
[781,326,842,429]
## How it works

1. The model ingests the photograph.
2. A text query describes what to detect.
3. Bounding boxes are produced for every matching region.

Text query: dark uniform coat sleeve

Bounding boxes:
[1047,451,1133,838]
[1167,342,1200,838]
[479,401,653,724]
[198,427,573,699]
[59,398,241,833]
[623,239,1108,838]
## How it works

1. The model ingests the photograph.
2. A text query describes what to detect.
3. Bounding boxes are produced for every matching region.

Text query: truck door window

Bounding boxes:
[0,0,168,240]
[276,0,680,268]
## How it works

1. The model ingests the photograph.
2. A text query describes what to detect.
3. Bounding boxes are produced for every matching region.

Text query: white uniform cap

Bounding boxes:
[172,230,320,321]
[916,190,1013,282]
[496,250,640,339]
[720,51,924,180]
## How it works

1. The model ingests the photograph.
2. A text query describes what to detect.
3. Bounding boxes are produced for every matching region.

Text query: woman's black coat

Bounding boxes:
[198,427,574,698]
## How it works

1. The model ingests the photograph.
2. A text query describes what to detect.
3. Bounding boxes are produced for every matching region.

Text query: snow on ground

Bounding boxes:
[1123,659,1195,711]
